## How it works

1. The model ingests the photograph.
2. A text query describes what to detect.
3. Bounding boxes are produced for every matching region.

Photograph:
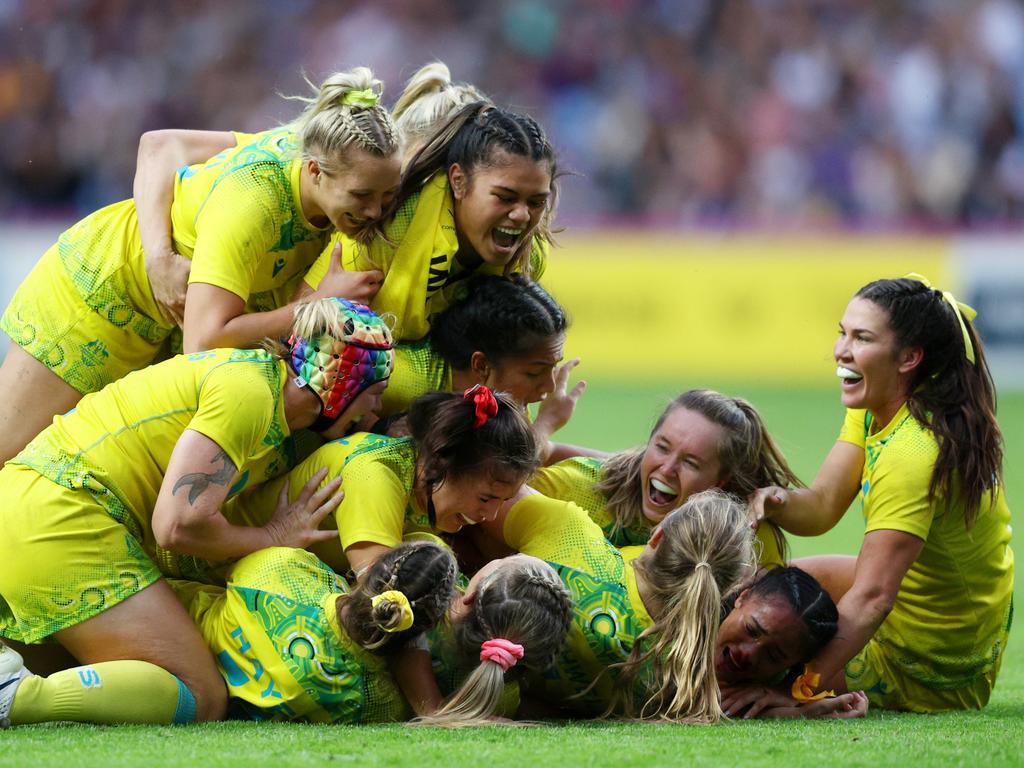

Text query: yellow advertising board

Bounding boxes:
[542,233,951,384]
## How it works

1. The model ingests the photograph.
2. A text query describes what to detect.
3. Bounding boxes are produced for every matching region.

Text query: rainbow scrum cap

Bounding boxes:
[288,298,394,429]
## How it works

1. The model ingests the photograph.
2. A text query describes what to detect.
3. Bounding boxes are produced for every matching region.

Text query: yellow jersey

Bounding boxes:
[10,348,292,580]
[503,493,653,715]
[379,338,453,417]
[531,457,787,568]
[171,547,409,723]
[171,127,332,312]
[225,432,378,574]
[838,405,1014,690]
[305,173,548,341]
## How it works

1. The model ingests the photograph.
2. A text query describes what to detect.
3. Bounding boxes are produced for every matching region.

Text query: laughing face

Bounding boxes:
[305,148,401,235]
[834,297,920,427]
[716,591,809,686]
[638,407,725,525]
[428,469,523,534]
[449,150,552,269]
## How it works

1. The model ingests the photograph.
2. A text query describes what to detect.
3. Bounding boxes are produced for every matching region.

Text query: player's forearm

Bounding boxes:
[152,504,275,561]
[807,583,894,686]
[768,486,847,536]
[184,303,296,353]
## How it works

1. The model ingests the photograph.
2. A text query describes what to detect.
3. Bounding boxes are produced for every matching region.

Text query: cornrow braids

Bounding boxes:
[342,541,458,654]
[430,274,567,371]
[745,566,838,661]
[287,67,399,174]
[416,556,573,726]
[392,102,559,275]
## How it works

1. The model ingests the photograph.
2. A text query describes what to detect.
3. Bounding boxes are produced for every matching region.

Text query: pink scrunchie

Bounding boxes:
[479,638,525,672]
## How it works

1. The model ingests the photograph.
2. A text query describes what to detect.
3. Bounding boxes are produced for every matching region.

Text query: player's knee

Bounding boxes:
[182,671,228,722]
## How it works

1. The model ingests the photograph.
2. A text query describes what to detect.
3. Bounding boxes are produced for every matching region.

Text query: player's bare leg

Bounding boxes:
[0,344,82,465]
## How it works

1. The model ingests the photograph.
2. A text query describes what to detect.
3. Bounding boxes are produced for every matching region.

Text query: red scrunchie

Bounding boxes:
[464,384,499,429]
[479,638,525,672]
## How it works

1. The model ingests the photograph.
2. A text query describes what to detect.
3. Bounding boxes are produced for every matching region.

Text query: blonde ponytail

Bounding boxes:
[612,489,754,723]
[393,62,490,148]
[288,66,398,172]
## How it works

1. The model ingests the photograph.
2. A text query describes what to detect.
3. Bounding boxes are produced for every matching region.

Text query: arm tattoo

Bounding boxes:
[172,449,236,505]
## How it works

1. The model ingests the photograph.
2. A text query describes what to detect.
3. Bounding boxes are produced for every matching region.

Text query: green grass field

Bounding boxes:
[3,381,1021,767]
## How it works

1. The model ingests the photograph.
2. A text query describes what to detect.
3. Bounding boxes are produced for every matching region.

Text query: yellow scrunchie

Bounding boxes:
[791,665,836,703]
[370,590,414,633]
[904,272,978,365]
[342,88,380,109]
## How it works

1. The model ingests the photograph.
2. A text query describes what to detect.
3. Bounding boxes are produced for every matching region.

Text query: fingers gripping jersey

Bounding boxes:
[172,548,408,723]
[304,173,548,341]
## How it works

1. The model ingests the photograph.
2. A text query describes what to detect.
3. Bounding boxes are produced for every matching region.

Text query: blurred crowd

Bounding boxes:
[2,0,1023,228]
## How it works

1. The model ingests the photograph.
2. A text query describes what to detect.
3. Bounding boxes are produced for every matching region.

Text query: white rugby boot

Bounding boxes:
[0,643,31,728]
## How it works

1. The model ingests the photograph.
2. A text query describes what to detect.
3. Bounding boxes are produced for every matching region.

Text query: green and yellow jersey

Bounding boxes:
[305,173,548,341]
[379,338,452,417]
[225,432,378,574]
[2,128,330,395]
[9,348,292,580]
[171,547,409,723]
[502,493,653,715]
[171,127,331,313]
[531,457,787,569]
[838,406,1014,710]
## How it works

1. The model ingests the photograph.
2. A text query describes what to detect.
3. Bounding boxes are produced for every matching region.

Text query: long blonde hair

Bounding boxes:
[416,558,572,726]
[393,62,490,150]
[288,66,399,173]
[613,489,754,723]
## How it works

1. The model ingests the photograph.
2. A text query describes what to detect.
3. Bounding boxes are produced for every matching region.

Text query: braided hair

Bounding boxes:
[430,274,567,371]
[417,556,573,726]
[288,66,399,170]
[392,102,559,275]
[725,566,838,663]
[855,277,1003,527]
[342,541,458,653]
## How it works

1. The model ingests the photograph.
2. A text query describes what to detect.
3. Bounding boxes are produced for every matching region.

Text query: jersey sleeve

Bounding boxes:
[227,547,340,598]
[335,452,409,550]
[188,163,289,300]
[187,362,275,472]
[837,408,867,447]
[862,431,936,541]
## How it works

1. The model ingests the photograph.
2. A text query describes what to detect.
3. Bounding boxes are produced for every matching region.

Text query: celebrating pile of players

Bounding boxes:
[0,63,1012,728]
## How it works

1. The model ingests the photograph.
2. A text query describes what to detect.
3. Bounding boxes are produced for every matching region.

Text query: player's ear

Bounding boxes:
[449,163,468,199]
[469,350,491,382]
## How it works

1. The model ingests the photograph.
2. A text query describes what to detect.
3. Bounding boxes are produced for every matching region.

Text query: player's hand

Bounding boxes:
[799,690,869,719]
[534,358,587,439]
[747,485,789,530]
[145,246,191,327]
[721,683,795,719]
[316,240,384,305]
[264,467,342,549]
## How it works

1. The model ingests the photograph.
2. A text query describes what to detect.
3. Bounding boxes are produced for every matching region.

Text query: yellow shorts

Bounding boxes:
[845,612,1011,712]
[0,464,162,643]
[1,200,172,395]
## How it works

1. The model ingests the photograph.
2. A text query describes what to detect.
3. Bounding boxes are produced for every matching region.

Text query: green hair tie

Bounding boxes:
[342,88,380,109]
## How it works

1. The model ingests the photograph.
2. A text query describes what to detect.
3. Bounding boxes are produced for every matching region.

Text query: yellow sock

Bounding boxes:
[10,660,197,725]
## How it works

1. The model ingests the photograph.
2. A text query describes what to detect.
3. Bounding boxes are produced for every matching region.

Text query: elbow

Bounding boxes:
[854,585,897,627]
[152,511,194,552]
[183,326,224,354]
